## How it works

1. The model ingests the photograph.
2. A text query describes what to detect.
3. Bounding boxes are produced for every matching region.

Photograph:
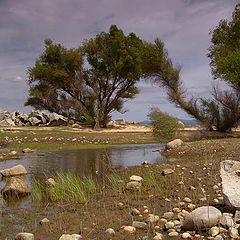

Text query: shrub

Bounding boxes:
[148,107,184,141]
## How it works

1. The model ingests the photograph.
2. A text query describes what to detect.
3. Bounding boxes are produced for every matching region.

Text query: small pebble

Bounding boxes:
[182,232,191,239]
[105,228,115,236]
[168,231,179,237]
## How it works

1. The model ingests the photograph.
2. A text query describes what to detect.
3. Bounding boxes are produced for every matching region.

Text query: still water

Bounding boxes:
[0,143,166,208]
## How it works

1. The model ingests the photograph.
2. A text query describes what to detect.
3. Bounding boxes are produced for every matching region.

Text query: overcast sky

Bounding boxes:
[0,0,238,121]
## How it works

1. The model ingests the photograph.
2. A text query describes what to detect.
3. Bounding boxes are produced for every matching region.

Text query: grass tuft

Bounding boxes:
[31,172,96,203]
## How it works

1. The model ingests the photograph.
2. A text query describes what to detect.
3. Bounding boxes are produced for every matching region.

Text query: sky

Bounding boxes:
[0,0,238,122]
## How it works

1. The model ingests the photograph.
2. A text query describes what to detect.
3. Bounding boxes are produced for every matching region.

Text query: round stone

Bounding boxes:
[183,206,222,230]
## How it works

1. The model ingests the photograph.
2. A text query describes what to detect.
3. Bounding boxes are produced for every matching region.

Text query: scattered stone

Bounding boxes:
[126,181,142,190]
[213,185,219,190]
[220,215,234,228]
[234,210,240,223]
[183,206,222,230]
[144,209,149,214]
[58,234,82,240]
[210,226,220,237]
[214,235,224,240]
[182,232,192,239]
[153,233,163,240]
[166,139,183,150]
[131,208,140,215]
[165,221,175,229]
[117,202,124,209]
[147,214,159,224]
[183,197,192,203]
[121,225,136,234]
[228,227,240,239]
[22,148,35,153]
[1,177,31,197]
[105,228,115,236]
[132,221,147,229]
[163,211,174,220]
[15,232,34,240]
[10,150,17,155]
[189,186,196,191]
[40,218,50,225]
[129,175,143,182]
[168,231,179,237]
[0,164,27,177]
[199,197,207,202]
[220,160,240,209]
[162,168,174,176]
[45,178,57,186]
[178,181,184,185]
[214,199,219,204]
[187,204,196,211]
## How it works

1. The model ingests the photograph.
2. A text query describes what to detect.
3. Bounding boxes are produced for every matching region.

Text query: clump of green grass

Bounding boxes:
[31,172,96,203]
[106,173,126,195]
[143,171,158,190]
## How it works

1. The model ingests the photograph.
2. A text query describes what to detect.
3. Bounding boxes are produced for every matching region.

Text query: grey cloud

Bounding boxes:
[0,0,238,120]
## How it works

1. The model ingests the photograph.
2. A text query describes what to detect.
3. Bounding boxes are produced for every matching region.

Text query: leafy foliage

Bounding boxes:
[145,4,240,132]
[148,107,183,141]
[208,4,240,88]
[26,25,144,127]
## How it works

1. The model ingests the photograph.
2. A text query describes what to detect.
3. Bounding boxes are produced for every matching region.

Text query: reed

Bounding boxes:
[31,172,96,203]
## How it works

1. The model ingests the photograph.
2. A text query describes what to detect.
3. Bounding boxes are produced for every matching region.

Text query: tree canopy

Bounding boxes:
[208,4,240,88]
[25,25,146,127]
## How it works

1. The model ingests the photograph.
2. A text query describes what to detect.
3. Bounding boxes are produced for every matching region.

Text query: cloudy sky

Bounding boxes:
[0,0,238,121]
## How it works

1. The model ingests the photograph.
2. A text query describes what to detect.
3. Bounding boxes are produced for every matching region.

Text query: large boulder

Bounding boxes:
[1,177,31,197]
[28,110,49,124]
[48,114,68,126]
[220,160,240,209]
[28,117,41,126]
[166,139,183,150]
[0,118,15,126]
[0,164,27,177]
[183,206,222,230]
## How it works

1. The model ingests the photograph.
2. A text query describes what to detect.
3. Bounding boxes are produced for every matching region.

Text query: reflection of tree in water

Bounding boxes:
[30,148,112,180]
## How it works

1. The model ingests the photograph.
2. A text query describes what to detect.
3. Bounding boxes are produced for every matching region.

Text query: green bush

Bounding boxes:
[148,107,184,141]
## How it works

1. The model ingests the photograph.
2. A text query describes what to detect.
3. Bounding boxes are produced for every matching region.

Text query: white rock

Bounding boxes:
[220,160,240,209]
[183,206,222,230]
[220,215,234,228]
[0,164,27,177]
[210,226,220,237]
[168,231,179,237]
[40,218,50,225]
[147,214,159,223]
[58,234,82,240]
[129,175,143,182]
[228,227,240,239]
[165,221,175,229]
[15,233,34,240]
[105,228,115,236]
[153,233,163,240]
[166,139,183,150]
[183,197,192,203]
[182,232,191,239]
[121,225,136,234]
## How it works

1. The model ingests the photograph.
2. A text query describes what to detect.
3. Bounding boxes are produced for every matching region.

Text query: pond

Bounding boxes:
[0,143,166,208]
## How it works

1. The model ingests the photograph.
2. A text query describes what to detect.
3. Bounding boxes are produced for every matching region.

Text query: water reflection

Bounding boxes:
[0,143,166,208]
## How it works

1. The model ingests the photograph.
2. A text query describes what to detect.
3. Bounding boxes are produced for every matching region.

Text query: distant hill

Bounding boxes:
[138,118,200,128]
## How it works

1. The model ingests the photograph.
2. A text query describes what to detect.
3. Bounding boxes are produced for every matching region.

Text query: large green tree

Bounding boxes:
[25,25,144,127]
[208,3,240,88]
[146,4,240,132]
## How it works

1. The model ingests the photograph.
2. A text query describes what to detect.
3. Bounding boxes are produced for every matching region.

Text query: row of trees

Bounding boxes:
[26,4,240,131]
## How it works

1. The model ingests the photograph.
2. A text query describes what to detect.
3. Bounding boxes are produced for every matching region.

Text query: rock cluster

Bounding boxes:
[0,109,74,127]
